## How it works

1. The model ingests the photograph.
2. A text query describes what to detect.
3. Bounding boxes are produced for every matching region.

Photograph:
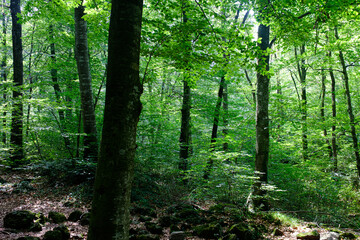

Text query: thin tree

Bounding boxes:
[1,0,7,144]
[74,2,98,162]
[10,0,24,165]
[335,27,360,178]
[87,0,143,239]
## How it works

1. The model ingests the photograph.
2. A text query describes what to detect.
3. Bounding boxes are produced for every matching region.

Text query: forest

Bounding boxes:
[0,0,360,239]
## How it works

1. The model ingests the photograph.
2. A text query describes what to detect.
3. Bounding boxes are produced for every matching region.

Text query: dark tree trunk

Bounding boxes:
[335,27,360,178]
[87,0,143,239]
[74,4,98,162]
[10,0,24,165]
[179,5,192,172]
[204,76,225,179]
[320,69,332,157]
[2,0,7,145]
[253,23,270,210]
[328,51,338,171]
[295,44,308,161]
[49,24,73,158]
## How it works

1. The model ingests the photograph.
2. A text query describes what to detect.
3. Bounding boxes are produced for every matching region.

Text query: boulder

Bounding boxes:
[80,212,91,226]
[145,221,163,234]
[4,210,35,230]
[159,215,180,227]
[169,231,187,240]
[194,223,222,239]
[297,230,320,240]
[320,232,339,240]
[43,225,70,240]
[68,210,83,222]
[48,211,67,224]
[227,223,260,240]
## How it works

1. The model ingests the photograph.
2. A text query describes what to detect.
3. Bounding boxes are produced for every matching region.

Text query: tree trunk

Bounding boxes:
[74,3,98,162]
[2,0,7,145]
[253,23,270,210]
[222,80,229,151]
[10,0,24,165]
[335,27,360,178]
[204,75,225,179]
[179,5,192,173]
[49,24,73,158]
[328,51,338,171]
[295,44,308,161]
[87,0,143,239]
[320,69,332,157]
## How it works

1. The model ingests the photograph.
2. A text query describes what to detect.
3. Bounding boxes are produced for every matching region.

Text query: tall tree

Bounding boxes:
[335,26,360,178]
[87,0,143,239]
[10,0,24,165]
[74,2,98,162]
[1,0,7,144]
[179,2,192,173]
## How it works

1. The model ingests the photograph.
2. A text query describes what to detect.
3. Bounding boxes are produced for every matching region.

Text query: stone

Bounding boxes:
[29,222,42,232]
[320,232,339,240]
[339,232,357,239]
[159,215,179,227]
[48,211,67,223]
[139,215,152,222]
[17,237,40,240]
[169,231,186,240]
[273,228,284,236]
[43,225,70,240]
[68,210,83,222]
[194,223,222,239]
[4,210,35,230]
[80,212,91,226]
[297,230,320,240]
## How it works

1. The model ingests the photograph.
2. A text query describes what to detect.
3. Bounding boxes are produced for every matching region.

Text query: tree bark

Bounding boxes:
[179,4,192,173]
[87,0,143,239]
[2,0,7,145]
[335,27,360,177]
[320,69,332,158]
[74,3,98,162]
[253,23,270,210]
[10,0,24,165]
[295,44,308,161]
[328,51,338,171]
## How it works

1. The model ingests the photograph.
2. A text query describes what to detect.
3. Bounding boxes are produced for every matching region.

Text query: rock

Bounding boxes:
[297,230,320,240]
[340,232,357,239]
[13,181,35,193]
[320,232,339,240]
[48,211,67,223]
[227,223,259,240]
[273,228,284,236]
[35,213,47,224]
[80,212,91,226]
[17,237,40,240]
[175,207,202,225]
[43,225,70,240]
[131,205,157,218]
[159,215,180,227]
[68,210,83,222]
[4,210,35,230]
[145,221,163,234]
[194,223,222,239]
[139,215,152,222]
[29,222,42,232]
[169,231,187,240]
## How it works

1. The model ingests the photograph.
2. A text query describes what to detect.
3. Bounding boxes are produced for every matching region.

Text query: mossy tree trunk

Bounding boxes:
[87,0,143,239]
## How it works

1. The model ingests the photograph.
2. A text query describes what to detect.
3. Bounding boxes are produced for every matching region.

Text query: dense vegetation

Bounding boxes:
[1,0,360,238]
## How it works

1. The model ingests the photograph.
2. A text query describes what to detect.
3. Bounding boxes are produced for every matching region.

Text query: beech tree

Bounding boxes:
[88,0,143,239]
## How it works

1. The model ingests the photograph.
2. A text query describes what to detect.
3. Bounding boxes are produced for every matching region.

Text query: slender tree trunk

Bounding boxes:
[26,22,35,137]
[179,4,192,172]
[10,0,24,165]
[74,3,98,162]
[87,0,143,239]
[295,44,308,161]
[2,0,7,145]
[328,51,338,171]
[253,23,270,210]
[222,80,229,151]
[335,27,360,178]
[320,69,332,157]
[204,76,225,179]
[49,24,73,158]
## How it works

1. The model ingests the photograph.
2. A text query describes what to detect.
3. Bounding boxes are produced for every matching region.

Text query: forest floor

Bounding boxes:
[0,166,359,240]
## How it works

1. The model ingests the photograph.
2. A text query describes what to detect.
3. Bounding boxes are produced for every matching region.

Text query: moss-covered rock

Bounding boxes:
[194,223,222,239]
[29,222,42,232]
[68,210,83,222]
[48,211,67,224]
[340,232,357,239]
[175,207,202,225]
[131,205,157,218]
[169,231,187,240]
[159,215,179,227]
[43,225,70,240]
[4,210,35,230]
[139,215,152,222]
[296,230,320,240]
[80,212,91,226]
[34,213,47,224]
[227,223,260,240]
